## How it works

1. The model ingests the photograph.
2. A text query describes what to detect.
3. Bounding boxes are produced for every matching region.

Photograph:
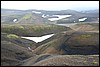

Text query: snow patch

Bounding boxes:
[32,11,41,14]
[21,34,55,43]
[48,15,72,21]
[79,18,87,22]
[42,14,46,18]
[42,14,49,18]
[13,19,17,22]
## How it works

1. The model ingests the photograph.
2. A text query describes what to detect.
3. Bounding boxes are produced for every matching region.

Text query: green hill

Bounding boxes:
[16,13,49,24]
[1,24,71,37]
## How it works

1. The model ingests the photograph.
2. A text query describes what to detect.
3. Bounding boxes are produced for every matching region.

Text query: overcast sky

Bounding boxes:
[1,1,99,11]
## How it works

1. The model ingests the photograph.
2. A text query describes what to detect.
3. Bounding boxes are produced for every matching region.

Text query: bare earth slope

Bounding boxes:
[31,31,99,55]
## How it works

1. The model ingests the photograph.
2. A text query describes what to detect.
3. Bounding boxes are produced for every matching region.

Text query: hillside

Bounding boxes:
[16,13,49,24]
[1,33,36,66]
[31,55,99,66]
[1,14,22,24]
[18,53,99,66]
[1,24,71,37]
[70,23,99,31]
[31,31,99,55]
[15,22,99,66]
[1,23,99,66]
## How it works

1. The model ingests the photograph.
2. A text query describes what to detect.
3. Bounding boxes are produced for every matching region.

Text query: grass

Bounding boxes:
[1,32,36,48]
[22,13,33,20]
[1,24,70,36]
[76,22,99,28]
[7,34,19,39]
[92,61,98,64]
[79,34,92,39]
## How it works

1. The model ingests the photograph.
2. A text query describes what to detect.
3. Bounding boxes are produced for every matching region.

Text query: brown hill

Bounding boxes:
[1,33,36,66]
[70,23,99,31]
[32,31,99,55]
[32,55,99,66]
[19,54,99,66]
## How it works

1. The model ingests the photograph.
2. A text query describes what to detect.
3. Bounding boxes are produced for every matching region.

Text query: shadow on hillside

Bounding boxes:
[60,43,99,55]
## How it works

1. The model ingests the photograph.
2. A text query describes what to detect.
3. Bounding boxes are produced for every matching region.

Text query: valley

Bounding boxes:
[1,8,99,66]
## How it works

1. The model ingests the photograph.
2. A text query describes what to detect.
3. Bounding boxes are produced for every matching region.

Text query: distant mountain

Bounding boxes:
[1,8,27,15]
[16,13,49,24]
[1,8,50,24]
[1,8,99,24]
[80,9,99,13]
[56,9,99,24]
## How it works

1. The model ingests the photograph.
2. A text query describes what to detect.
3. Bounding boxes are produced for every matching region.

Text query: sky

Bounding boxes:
[1,1,99,11]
